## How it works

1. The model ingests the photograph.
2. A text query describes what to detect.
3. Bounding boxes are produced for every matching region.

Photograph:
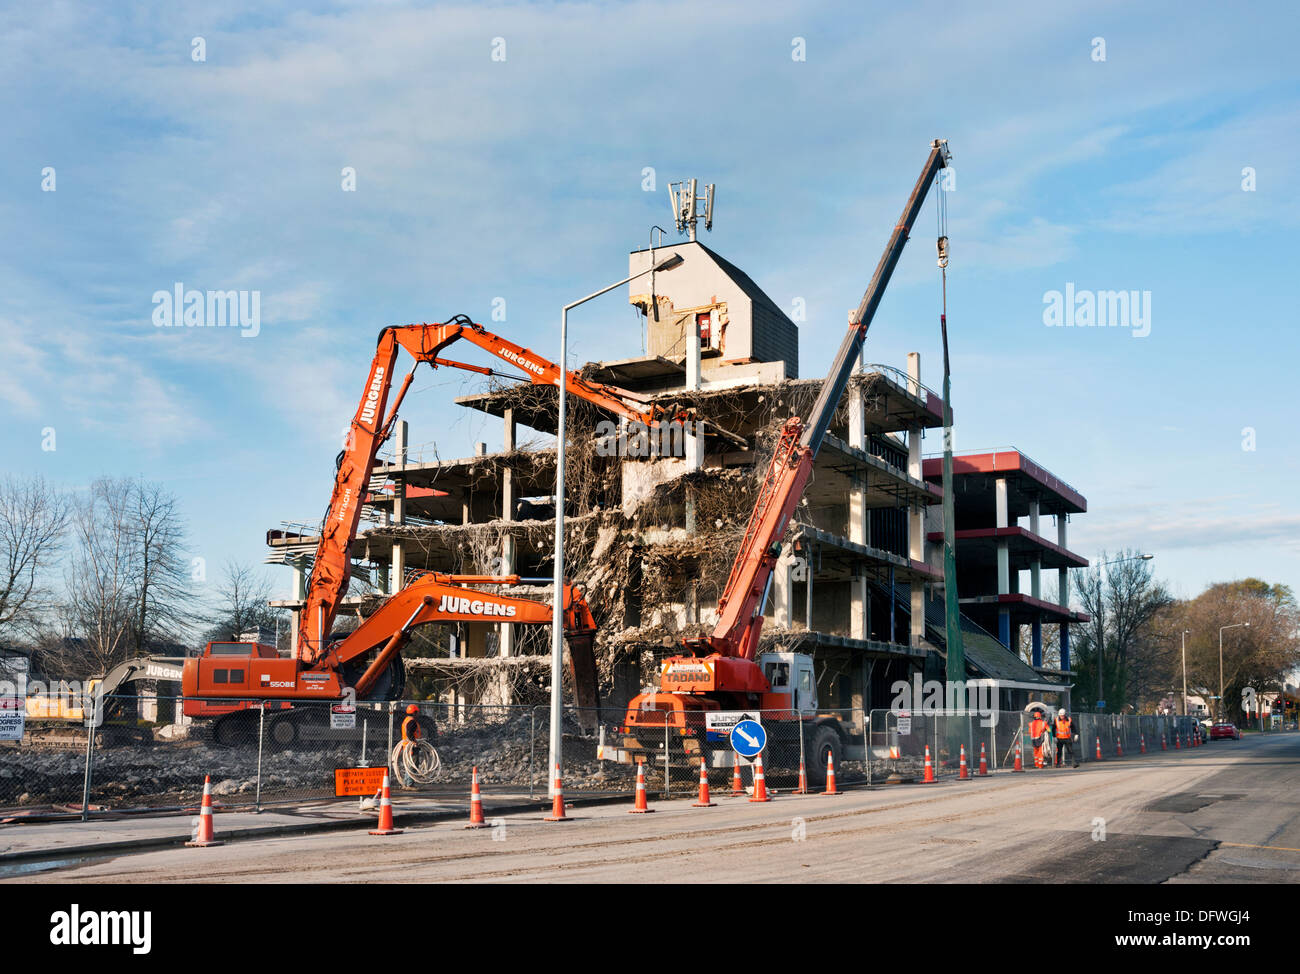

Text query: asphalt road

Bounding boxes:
[14,731,1300,883]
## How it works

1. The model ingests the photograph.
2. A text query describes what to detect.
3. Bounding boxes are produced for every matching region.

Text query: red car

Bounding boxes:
[1208,722,1242,741]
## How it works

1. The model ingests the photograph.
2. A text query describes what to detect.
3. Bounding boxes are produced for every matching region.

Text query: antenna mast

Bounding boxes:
[667,179,715,241]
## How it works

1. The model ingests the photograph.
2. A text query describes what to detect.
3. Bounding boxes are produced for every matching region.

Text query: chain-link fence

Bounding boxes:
[0,696,1259,817]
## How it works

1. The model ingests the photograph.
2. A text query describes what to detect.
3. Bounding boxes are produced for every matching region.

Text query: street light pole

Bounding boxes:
[1218,622,1250,721]
[548,252,683,794]
[1181,629,1190,717]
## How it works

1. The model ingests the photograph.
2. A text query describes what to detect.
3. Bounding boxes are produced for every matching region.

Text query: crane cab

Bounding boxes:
[757,651,817,714]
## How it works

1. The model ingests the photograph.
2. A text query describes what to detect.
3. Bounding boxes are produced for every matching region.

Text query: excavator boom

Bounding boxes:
[295,315,660,670]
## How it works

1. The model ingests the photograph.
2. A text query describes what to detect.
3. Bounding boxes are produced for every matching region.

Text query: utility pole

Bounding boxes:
[1218,622,1250,721]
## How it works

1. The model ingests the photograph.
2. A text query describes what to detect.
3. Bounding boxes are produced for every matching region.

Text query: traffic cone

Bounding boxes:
[1161,733,1167,751]
[1140,734,1147,754]
[923,744,936,783]
[730,760,745,797]
[958,744,969,780]
[1012,742,1024,772]
[1175,731,1181,749]
[630,760,654,813]
[823,751,842,795]
[544,763,570,821]
[1116,738,1124,758]
[1095,736,1103,760]
[186,775,224,847]
[367,773,403,836]
[465,765,486,829]
[978,742,989,776]
[748,754,772,802]
[792,755,809,795]
[692,759,715,807]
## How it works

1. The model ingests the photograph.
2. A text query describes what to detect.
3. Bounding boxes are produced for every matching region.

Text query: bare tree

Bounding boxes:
[57,478,191,677]
[1071,548,1172,711]
[0,475,70,638]
[203,559,284,643]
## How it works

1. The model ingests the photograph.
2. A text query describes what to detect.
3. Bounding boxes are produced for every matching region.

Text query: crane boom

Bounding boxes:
[686,139,951,663]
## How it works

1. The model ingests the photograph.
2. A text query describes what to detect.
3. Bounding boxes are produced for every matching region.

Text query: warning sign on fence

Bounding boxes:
[897,712,912,736]
[0,709,24,741]
[330,705,357,730]
[334,766,387,796]
[705,710,761,743]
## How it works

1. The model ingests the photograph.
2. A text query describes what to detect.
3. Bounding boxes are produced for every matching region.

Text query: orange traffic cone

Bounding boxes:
[465,765,486,829]
[693,759,715,807]
[1095,736,1103,760]
[368,773,403,836]
[544,763,570,821]
[958,744,970,780]
[889,744,901,760]
[1161,732,1167,751]
[1140,734,1147,754]
[730,760,745,797]
[1175,731,1181,749]
[978,742,990,776]
[923,744,936,783]
[1116,738,1124,758]
[630,760,654,813]
[186,775,224,847]
[748,754,772,802]
[823,751,842,795]
[792,755,809,795]
[1012,742,1024,772]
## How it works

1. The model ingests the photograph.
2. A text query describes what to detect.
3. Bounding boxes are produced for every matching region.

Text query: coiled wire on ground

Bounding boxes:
[389,739,441,785]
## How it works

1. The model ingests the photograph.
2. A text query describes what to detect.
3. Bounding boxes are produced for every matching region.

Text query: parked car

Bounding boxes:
[1208,722,1242,741]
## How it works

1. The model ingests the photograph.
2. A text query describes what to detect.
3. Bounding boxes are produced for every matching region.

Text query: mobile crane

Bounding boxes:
[605,140,953,786]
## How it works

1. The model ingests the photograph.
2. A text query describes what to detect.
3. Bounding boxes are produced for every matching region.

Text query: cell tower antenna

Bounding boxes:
[667,179,715,241]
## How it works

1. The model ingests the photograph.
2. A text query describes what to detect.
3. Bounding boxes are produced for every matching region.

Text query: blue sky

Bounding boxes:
[2,0,1297,605]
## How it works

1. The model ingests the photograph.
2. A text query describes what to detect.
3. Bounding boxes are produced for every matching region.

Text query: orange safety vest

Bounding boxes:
[1029,717,1047,741]
[1055,715,1072,739]
[401,715,420,742]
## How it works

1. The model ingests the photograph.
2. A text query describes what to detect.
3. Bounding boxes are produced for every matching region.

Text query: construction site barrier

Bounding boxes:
[0,696,1270,816]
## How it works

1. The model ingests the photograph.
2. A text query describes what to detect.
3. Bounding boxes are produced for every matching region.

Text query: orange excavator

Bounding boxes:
[603,140,952,786]
[180,316,682,734]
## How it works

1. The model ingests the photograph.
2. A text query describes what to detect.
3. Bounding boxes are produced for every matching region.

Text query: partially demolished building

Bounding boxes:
[267,236,1075,718]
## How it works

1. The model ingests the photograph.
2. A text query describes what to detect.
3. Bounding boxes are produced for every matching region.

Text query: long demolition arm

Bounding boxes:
[687,140,952,663]
[296,316,663,664]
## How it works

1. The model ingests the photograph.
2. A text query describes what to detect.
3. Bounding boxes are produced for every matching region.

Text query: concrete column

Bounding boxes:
[772,543,795,629]
[1058,512,1071,671]
[289,555,306,654]
[390,421,407,591]
[686,316,701,391]
[848,350,869,640]
[1032,621,1043,668]
[907,354,925,647]
[499,409,517,702]
[1029,499,1042,600]
[995,476,1011,647]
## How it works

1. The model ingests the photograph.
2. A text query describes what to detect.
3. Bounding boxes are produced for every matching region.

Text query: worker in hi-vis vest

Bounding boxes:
[1028,708,1049,769]
[1054,708,1077,768]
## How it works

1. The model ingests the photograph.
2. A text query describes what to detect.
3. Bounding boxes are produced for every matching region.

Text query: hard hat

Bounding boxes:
[406,704,418,715]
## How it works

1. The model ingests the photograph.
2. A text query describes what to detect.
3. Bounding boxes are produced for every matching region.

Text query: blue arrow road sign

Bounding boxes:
[730,719,766,757]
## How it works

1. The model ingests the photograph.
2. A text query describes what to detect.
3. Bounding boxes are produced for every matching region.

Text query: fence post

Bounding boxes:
[360,717,368,768]
[386,704,395,778]
[80,712,96,823]
[528,706,536,799]
[663,719,671,799]
[797,708,806,782]
[255,703,266,813]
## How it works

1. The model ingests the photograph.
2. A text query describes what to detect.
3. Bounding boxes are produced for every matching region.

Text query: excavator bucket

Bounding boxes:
[566,631,601,731]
